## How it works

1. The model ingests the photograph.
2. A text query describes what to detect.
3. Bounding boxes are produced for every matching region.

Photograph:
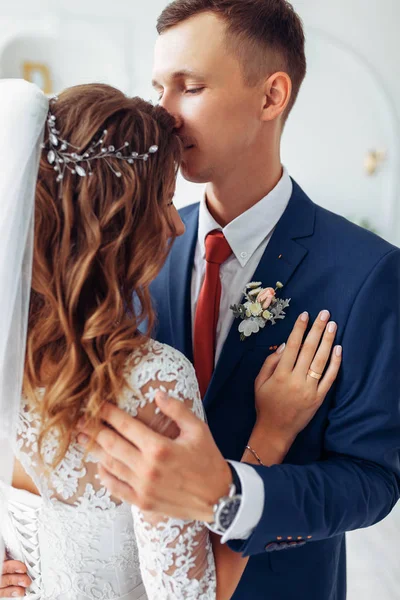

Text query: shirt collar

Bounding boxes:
[198,166,293,267]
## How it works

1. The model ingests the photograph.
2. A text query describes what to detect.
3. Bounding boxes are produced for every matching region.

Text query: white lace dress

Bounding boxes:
[0,340,216,599]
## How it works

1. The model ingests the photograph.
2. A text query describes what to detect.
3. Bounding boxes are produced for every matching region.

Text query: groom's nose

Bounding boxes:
[158,97,183,130]
[167,111,183,130]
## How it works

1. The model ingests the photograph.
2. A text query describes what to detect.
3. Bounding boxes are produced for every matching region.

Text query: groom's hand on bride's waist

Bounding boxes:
[0,557,31,597]
[77,397,232,522]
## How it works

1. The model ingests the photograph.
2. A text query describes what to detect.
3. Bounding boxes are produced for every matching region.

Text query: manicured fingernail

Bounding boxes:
[12,593,22,597]
[327,321,337,333]
[300,311,309,322]
[320,310,330,322]
[335,345,342,356]
[156,391,169,404]
[15,570,25,574]
[18,582,28,587]
[277,343,286,354]
[77,434,89,445]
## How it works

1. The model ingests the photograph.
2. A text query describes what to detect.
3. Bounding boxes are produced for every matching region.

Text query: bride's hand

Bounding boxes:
[254,310,342,447]
[0,557,31,597]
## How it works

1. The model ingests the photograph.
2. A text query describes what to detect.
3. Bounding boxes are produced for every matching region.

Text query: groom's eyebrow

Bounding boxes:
[152,69,206,88]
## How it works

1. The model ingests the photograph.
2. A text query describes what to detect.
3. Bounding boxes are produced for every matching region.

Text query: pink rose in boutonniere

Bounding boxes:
[257,287,276,309]
[230,281,291,341]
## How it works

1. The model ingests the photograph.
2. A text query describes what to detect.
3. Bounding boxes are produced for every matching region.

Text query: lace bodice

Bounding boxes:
[0,340,216,599]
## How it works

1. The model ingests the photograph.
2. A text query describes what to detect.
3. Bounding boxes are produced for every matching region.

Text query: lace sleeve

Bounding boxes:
[119,341,216,599]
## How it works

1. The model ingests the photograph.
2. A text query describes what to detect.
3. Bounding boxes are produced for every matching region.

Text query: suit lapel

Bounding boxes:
[203,181,316,410]
[168,205,199,364]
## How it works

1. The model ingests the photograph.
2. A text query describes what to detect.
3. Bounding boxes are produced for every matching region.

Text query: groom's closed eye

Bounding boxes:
[184,87,205,95]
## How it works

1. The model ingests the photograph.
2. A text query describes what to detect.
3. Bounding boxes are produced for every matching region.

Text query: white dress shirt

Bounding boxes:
[191,167,293,541]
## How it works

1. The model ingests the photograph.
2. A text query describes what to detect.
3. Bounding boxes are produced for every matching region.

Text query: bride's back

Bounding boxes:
[1,84,190,599]
[5,336,204,599]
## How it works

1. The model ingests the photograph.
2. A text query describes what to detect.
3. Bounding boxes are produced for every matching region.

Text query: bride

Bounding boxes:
[0,79,341,599]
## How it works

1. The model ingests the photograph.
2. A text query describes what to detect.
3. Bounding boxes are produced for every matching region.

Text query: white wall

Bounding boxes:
[286,0,400,245]
[0,0,165,97]
[292,0,400,124]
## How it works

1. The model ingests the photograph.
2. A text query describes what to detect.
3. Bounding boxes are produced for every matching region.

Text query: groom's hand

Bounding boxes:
[0,558,31,597]
[77,397,232,522]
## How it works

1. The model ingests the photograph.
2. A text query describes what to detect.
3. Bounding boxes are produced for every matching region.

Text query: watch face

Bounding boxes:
[219,497,241,531]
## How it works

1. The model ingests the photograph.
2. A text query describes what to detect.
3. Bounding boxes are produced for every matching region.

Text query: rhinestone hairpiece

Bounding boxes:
[41,98,158,190]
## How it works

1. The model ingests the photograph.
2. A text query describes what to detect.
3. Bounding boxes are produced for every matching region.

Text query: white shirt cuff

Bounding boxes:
[220,460,265,544]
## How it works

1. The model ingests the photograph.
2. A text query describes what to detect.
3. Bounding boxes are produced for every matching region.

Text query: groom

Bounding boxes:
[83,1,400,599]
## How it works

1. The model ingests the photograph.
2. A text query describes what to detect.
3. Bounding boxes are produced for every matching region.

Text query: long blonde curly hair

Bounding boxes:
[23,84,182,467]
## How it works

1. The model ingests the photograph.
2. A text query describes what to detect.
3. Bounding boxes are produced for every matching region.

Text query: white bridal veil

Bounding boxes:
[0,79,49,569]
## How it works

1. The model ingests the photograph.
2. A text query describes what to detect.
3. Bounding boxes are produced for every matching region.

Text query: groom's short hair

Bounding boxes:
[157,0,306,120]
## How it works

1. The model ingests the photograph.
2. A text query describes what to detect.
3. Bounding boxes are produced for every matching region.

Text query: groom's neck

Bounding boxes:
[205,156,283,227]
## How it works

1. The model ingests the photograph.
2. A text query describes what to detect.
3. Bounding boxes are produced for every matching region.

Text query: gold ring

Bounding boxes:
[307,369,322,380]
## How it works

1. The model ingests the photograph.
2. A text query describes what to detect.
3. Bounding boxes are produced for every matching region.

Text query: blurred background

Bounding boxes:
[0,0,399,597]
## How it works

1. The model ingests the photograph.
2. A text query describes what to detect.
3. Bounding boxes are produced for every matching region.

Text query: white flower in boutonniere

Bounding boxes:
[230,281,290,341]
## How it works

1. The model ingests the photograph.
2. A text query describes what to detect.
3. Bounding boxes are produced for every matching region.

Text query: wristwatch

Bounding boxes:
[207,463,242,535]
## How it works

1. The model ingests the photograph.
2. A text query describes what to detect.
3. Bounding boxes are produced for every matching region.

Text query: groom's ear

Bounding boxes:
[260,72,292,123]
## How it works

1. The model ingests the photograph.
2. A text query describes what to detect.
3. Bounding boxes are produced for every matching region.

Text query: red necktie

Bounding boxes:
[194,230,232,398]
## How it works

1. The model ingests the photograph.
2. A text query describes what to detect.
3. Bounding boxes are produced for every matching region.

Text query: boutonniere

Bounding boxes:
[230,281,291,341]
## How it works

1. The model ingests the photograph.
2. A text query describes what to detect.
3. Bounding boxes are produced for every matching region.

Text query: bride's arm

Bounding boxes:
[130,393,292,600]
[116,349,217,599]
[78,360,218,598]
[125,365,295,600]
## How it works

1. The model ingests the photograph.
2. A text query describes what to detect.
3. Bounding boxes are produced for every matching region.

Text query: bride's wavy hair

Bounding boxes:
[23,83,182,467]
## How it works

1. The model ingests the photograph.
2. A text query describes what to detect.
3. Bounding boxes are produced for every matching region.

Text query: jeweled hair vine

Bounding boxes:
[42,97,159,196]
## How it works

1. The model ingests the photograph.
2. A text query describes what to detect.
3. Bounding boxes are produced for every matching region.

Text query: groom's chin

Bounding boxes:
[180,163,211,185]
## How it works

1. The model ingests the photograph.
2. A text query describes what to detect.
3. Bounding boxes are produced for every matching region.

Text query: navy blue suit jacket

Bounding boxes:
[149,180,400,599]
